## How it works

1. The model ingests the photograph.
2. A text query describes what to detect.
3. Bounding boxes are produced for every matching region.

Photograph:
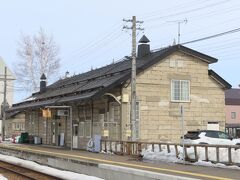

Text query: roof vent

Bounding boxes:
[137,35,150,58]
[40,73,47,93]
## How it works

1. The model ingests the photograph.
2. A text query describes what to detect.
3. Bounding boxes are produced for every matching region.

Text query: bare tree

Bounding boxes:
[15,28,60,93]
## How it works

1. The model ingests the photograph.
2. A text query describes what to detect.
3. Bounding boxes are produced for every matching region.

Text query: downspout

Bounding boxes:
[91,99,94,138]
[120,88,122,141]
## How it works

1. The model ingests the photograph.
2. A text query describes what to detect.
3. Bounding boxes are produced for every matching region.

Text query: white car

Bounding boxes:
[182,130,240,145]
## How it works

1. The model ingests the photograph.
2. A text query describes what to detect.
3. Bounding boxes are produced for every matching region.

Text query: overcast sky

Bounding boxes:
[0,0,240,103]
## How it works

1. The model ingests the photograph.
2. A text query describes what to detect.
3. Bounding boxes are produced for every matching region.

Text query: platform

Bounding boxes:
[0,143,238,180]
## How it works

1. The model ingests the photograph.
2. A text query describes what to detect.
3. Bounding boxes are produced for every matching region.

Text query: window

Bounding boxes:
[79,122,84,137]
[85,121,91,138]
[171,80,190,102]
[15,123,20,130]
[218,132,230,139]
[169,59,176,68]
[73,124,78,136]
[169,59,184,68]
[231,112,236,119]
[205,131,218,138]
[78,104,91,121]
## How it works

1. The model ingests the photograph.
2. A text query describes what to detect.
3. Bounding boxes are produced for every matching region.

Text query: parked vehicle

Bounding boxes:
[182,130,240,145]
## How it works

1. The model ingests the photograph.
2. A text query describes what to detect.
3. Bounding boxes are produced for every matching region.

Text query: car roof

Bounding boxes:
[187,130,225,133]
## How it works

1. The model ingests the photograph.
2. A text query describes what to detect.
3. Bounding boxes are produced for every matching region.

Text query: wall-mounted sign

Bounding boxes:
[42,109,51,118]
[103,130,109,137]
[126,129,131,137]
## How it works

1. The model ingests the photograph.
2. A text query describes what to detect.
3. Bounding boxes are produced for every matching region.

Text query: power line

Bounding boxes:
[144,0,230,22]
[182,27,240,45]
[139,0,210,19]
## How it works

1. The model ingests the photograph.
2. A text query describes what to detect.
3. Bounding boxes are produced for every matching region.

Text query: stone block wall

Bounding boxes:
[122,52,226,143]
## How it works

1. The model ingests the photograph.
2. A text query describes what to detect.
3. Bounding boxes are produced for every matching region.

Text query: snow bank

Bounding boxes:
[142,144,240,169]
[0,175,7,180]
[0,154,103,180]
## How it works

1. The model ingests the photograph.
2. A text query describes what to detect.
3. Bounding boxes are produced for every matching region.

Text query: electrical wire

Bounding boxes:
[182,27,240,45]
[144,0,230,22]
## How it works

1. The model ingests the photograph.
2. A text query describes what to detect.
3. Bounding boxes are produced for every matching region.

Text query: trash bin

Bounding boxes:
[20,132,29,143]
[34,137,41,144]
[28,135,34,144]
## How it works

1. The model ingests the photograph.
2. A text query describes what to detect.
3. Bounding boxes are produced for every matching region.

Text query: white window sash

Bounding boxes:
[171,80,190,102]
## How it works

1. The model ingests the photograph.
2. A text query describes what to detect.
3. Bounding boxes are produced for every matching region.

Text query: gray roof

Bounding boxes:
[225,88,240,105]
[10,45,230,111]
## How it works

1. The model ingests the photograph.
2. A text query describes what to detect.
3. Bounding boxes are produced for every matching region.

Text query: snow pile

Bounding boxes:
[0,154,103,180]
[142,145,181,163]
[0,175,7,180]
[142,144,240,169]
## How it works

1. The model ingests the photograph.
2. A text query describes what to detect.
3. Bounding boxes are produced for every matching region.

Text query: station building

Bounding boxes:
[9,36,231,149]
[225,88,240,138]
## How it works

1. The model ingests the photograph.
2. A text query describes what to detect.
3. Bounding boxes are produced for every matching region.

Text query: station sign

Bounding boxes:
[42,109,51,118]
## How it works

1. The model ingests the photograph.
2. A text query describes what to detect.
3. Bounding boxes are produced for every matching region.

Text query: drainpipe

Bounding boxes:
[91,99,94,138]
[70,106,73,151]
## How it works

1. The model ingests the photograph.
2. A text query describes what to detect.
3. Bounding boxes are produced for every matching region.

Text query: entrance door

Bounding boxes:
[53,121,59,146]
[236,128,240,138]
[73,124,79,149]
[52,122,56,144]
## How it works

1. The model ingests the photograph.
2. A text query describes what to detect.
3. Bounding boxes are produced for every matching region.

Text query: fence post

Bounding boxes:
[167,144,170,153]
[104,140,107,152]
[152,143,155,152]
[194,146,198,161]
[184,146,188,161]
[159,144,162,152]
[205,146,209,161]
[126,142,132,155]
[137,143,142,155]
[216,147,219,163]
[228,147,232,164]
[174,145,178,158]
[100,140,102,152]
[120,141,124,154]
[115,142,118,152]
[110,141,112,153]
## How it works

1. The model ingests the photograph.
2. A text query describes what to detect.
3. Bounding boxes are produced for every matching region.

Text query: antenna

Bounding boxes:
[167,18,187,44]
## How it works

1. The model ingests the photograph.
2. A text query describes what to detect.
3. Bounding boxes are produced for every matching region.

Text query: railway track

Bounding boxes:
[0,160,62,180]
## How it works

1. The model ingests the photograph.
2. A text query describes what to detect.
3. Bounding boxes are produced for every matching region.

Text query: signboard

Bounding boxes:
[126,129,131,137]
[42,109,51,118]
[103,130,109,137]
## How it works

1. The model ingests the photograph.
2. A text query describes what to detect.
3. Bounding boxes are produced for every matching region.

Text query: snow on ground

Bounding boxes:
[0,175,7,180]
[142,144,240,170]
[0,154,103,180]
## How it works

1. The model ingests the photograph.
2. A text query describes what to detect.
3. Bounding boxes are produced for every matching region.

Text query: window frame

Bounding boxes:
[79,122,84,137]
[171,79,190,102]
[231,112,236,119]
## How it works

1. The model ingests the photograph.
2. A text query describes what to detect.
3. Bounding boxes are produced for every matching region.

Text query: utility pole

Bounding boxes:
[168,19,187,44]
[180,105,185,164]
[123,16,143,141]
[2,67,7,141]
